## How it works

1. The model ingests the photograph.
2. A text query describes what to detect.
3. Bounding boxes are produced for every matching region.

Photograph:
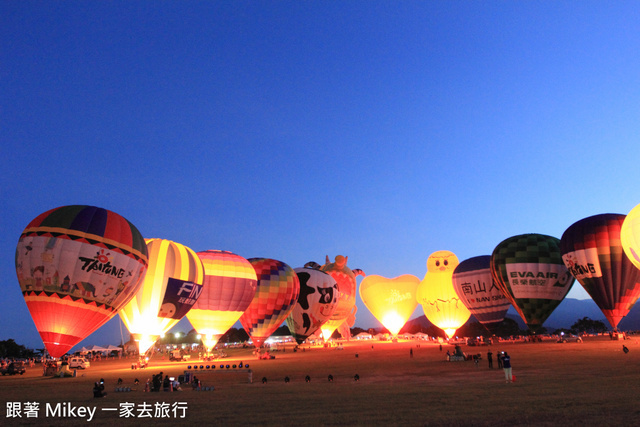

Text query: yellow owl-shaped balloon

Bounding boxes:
[416,250,470,338]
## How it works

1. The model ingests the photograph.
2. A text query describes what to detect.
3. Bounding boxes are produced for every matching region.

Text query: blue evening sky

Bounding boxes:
[2,1,639,350]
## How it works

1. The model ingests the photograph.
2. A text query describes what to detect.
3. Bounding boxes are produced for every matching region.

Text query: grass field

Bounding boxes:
[2,336,639,426]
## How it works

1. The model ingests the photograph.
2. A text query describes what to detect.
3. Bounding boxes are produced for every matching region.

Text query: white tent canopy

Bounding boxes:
[78,345,107,354]
[355,332,373,340]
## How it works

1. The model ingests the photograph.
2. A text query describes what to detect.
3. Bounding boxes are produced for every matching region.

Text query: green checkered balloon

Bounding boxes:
[490,234,575,332]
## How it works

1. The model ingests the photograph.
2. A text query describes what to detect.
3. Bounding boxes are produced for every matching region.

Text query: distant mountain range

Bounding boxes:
[403,298,640,332]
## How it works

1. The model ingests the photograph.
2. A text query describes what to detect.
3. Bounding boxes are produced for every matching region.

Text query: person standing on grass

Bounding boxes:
[502,352,512,383]
[487,350,493,369]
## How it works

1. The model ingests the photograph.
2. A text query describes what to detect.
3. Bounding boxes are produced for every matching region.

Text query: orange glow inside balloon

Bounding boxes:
[119,238,204,355]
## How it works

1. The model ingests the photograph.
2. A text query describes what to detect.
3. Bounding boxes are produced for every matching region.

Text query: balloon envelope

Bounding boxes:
[15,205,148,357]
[320,255,358,339]
[561,213,640,330]
[186,250,257,351]
[286,267,338,344]
[360,274,420,336]
[119,238,204,354]
[491,234,574,332]
[621,203,640,271]
[452,256,511,327]
[240,258,300,348]
[416,251,470,338]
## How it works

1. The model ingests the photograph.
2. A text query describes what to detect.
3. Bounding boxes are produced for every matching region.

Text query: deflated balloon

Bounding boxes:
[240,258,300,348]
[561,214,640,330]
[417,251,470,338]
[119,238,204,354]
[186,250,257,351]
[359,274,420,336]
[452,256,511,327]
[286,267,338,344]
[15,205,148,358]
[491,234,574,332]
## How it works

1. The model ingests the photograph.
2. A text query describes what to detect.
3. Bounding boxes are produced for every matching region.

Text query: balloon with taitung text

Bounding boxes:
[286,267,338,344]
[240,258,300,348]
[359,274,420,336]
[491,233,574,333]
[416,251,470,338]
[452,256,511,328]
[561,214,640,331]
[319,255,365,340]
[186,250,257,352]
[15,205,148,358]
[119,238,204,355]
[622,203,640,271]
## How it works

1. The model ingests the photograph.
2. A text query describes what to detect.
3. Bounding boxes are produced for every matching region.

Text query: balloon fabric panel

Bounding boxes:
[22,205,147,260]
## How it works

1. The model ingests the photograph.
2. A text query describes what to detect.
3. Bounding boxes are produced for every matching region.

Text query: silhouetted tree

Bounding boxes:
[457,321,490,338]
[350,327,367,336]
[219,328,249,343]
[571,317,608,335]
[0,339,35,358]
[489,318,524,338]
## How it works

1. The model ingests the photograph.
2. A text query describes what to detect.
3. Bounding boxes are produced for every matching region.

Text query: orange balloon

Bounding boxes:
[320,255,363,339]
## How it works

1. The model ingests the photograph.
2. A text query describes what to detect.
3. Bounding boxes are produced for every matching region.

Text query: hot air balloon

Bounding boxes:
[561,214,640,331]
[621,203,640,271]
[319,255,364,340]
[452,256,511,329]
[186,250,257,353]
[15,205,148,358]
[119,238,204,355]
[359,274,420,336]
[491,234,574,333]
[286,267,338,344]
[417,251,470,338]
[240,258,300,348]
